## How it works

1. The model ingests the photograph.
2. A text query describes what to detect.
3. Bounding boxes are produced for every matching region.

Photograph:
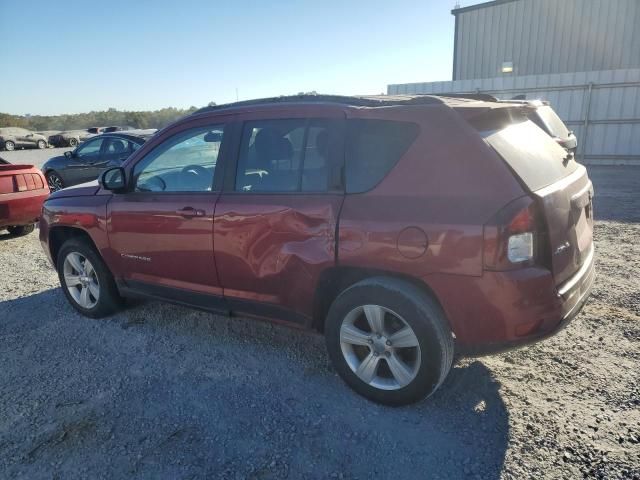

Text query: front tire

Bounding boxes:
[325,277,454,406]
[4,140,15,151]
[56,238,123,318]
[68,138,78,147]
[46,171,64,191]
[37,139,47,149]
[7,224,35,236]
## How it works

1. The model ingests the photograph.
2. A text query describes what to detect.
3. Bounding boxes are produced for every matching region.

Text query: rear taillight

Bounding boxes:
[483,197,544,271]
[0,173,47,194]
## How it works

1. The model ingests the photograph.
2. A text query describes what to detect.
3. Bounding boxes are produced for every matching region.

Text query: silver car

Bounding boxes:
[0,127,48,151]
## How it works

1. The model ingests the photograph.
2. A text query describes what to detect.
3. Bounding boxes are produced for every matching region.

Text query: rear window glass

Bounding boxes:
[533,106,570,139]
[345,119,419,193]
[483,119,578,191]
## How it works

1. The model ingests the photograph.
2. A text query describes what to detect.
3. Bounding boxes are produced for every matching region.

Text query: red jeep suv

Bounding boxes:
[39,95,595,405]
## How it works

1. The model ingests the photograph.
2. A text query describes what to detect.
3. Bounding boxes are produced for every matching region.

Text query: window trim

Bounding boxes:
[127,123,228,195]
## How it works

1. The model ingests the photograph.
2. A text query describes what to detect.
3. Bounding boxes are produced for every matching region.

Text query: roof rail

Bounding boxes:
[192,94,447,115]
[431,92,498,102]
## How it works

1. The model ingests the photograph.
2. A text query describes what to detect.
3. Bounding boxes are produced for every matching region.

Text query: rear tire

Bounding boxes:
[68,138,78,147]
[37,139,47,149]
[56,238,123,318]
[325,277,454,406]
[4,140,15,151]
[7,224,35,236]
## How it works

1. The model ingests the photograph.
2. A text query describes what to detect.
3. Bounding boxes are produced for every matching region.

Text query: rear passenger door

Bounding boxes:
[214,111,345,323]
[98,136,133,175]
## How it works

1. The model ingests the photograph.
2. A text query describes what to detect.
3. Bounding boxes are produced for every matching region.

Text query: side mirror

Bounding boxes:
[64,151,74,159]
[100,167,126,191]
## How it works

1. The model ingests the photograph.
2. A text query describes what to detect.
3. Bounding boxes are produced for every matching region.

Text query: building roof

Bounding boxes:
[452,0,520,15]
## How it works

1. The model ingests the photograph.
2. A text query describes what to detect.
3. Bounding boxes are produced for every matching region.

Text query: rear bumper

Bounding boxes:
[426,248,595,355]
[0,189,49,229]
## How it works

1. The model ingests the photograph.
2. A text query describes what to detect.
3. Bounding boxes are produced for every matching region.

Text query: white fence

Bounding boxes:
[388,69,640,165]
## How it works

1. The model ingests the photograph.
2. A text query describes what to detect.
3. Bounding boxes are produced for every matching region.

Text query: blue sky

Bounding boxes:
[0,0,465,115]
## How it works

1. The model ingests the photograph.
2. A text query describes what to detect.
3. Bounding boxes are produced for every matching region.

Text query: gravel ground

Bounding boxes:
[0,166,638,479]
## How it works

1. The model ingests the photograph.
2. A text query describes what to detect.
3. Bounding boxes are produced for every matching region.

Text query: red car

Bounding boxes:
[0,160,49,236]
[39,95,595,405]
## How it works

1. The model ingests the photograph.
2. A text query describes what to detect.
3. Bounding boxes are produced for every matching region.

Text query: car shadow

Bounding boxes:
[0,290,509,479]
[0,227,40,242]
[0,231,25,241]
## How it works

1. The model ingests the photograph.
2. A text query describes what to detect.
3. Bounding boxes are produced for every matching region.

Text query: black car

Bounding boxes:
[103,125,135,133]
[42,130,156,191]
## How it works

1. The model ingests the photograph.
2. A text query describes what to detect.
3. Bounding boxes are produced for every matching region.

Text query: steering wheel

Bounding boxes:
[181,164,209,177]
[181,164,211,190]
[137,175,166,192]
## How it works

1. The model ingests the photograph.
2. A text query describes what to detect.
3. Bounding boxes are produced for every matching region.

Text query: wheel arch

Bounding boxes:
[311,266,449,334]
[49,226,100,267]
[45,168,65,186]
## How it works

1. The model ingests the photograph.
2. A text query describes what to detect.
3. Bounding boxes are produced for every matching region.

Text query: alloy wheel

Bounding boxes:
[339,304,421,391]
[47,173,64,191]
[63,252,100,309]
[5,141,15,151]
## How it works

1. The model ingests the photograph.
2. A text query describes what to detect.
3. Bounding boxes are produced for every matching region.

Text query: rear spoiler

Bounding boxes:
[453,104,536,131]
[433,92,499,102]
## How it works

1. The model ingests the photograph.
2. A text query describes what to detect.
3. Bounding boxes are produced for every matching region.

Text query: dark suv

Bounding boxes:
[39,95,595,405]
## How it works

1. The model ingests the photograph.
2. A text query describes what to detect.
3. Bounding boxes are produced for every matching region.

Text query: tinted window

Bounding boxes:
[483,119,578,191]
[235,119,340,193]
[133,125,223,192]
[345,120,419,193]
[103,137,130,155]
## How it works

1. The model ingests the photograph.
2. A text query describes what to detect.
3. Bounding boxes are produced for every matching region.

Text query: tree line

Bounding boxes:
[0,106,205,132]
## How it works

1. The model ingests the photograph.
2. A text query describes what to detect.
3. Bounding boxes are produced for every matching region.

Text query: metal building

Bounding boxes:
[452,0,640,80]
[388,0,640,165]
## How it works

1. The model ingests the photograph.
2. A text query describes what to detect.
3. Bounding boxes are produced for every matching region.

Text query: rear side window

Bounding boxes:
[235,118,342,193]
[483,119,578,191]
[345,119,419,193]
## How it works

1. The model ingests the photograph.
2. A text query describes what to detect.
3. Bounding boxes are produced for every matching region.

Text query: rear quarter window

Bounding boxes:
[345,119,419,193]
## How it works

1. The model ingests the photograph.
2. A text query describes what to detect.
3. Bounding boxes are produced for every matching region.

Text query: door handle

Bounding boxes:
[176,207,205,218]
